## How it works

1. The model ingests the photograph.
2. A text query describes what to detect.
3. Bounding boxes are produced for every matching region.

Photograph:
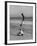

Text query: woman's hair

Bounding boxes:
[21,13,24,21]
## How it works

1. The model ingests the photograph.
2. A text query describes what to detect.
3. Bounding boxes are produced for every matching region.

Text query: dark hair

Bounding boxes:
[21,13,24,21]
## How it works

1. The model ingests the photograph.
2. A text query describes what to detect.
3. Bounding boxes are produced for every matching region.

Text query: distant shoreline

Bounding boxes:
[10,17,33,21]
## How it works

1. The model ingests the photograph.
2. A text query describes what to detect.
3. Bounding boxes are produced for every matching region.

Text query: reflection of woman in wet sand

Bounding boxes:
[17,13,24,36]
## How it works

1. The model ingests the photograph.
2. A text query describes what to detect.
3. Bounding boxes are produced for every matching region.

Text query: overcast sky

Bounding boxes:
[10,5,33,17]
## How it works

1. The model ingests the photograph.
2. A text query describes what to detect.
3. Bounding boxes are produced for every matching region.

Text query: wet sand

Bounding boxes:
[10,19,33,40]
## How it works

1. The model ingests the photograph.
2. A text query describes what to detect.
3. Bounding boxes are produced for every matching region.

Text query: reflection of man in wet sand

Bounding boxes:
[17,13,24,36]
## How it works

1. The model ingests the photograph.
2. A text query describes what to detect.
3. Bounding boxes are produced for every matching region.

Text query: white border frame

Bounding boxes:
[7,3,35,44]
